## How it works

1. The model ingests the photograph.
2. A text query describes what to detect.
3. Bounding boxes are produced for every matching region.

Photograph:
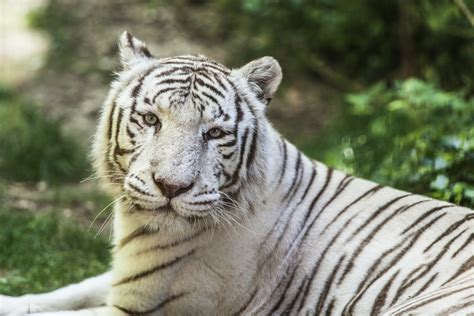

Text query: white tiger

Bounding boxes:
[1,32,473,315]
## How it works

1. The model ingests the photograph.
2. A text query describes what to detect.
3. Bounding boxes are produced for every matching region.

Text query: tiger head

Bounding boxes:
[93,32,282,229]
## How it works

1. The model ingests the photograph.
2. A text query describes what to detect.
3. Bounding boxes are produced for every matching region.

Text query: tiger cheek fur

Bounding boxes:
[87,32,474,315]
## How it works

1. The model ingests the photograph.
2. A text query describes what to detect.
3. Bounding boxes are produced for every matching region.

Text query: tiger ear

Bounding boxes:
[118,31,153,69]
[238,56,282,105]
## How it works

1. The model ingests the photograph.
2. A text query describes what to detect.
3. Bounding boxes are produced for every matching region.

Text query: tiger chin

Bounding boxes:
[1,32,473,315]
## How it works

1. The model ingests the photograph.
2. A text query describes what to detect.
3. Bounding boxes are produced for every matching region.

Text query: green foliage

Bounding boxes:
[0,209,109,295]
[0,88,89,183]
[169,0,474,91]
[306,79,474,207]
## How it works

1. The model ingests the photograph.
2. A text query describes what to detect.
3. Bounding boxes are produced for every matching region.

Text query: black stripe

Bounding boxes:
[155,67,192,78]
[451,233,474,258]
[298,167,317,204]
[108,105,127,173]
[221,128,249,189]
[135,230,204,255]
[314,255,346,314]
[326,299,336,315]
[128,147,144,168]
[114,292,187,315]
[152,87,184,104]
[132,67,159,99]
[370,271,401,316]
[195,77,225,97]
[160,60,196,67]
[222,151,235,160]
[442,255,474,286]
[349,193,412,238]
[285,162,306,206]
[234,94,243,125]
[201,62,230,74]
[113,250,195,286]
[196,70,215,83]
[282,152,302,201]
[410,273,438,299]
[314,175,354,218]
[301,167,334,229]
[129,114,144,129]
[246,123,259,171]
[276,140,288,187]
[106,102,123,174]
[117,226,158,249]
[201,90,219,104]
[218,138,237,148]
[107,101,117,142]
[399,265,424,287]
[155,77,190,86]
[401,204,455,235]
[128,182,156,197]
[126,126,136,140]
[423,213,474,252]
[125,31,133,47]
[319,184,384,235]
[212,73,228,92]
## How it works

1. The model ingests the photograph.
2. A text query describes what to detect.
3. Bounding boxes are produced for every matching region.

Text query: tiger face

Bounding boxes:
[93,32,282,228]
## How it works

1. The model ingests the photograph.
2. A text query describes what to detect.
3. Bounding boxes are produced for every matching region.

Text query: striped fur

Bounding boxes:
[0,32,472,315]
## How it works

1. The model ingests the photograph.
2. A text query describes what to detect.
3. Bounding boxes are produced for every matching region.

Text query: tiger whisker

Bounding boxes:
[89,194,126,232]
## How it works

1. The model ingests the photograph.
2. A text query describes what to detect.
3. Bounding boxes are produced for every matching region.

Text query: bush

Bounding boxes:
[0,88,89,183]
[306,79,474,207]
[163,0,474,91]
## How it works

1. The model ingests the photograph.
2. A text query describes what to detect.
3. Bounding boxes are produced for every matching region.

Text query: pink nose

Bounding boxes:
[152,177,194,199]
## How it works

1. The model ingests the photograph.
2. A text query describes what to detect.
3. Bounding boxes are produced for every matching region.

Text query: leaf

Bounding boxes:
[430,174,449,190]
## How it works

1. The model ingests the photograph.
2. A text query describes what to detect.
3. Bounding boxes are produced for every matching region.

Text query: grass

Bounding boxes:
[0,208,110,296]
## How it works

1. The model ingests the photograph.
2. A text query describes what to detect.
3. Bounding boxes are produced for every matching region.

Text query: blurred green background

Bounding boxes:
[0,0,473,295]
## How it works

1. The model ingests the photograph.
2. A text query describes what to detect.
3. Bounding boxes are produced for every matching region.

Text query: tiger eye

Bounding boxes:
[207,127,224,139]
[144,113,159,126]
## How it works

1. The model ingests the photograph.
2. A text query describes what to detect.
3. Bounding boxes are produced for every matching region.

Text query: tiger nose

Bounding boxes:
[153,177,194,199]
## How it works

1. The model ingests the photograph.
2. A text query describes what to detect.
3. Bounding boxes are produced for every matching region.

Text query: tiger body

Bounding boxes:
[110,158,474,315]
[0,32,472,315]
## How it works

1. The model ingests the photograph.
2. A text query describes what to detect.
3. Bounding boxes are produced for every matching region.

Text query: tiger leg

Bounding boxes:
[0,272,112,315]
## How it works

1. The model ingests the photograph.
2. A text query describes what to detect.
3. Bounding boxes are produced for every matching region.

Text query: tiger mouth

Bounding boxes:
[132,202,176,214]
